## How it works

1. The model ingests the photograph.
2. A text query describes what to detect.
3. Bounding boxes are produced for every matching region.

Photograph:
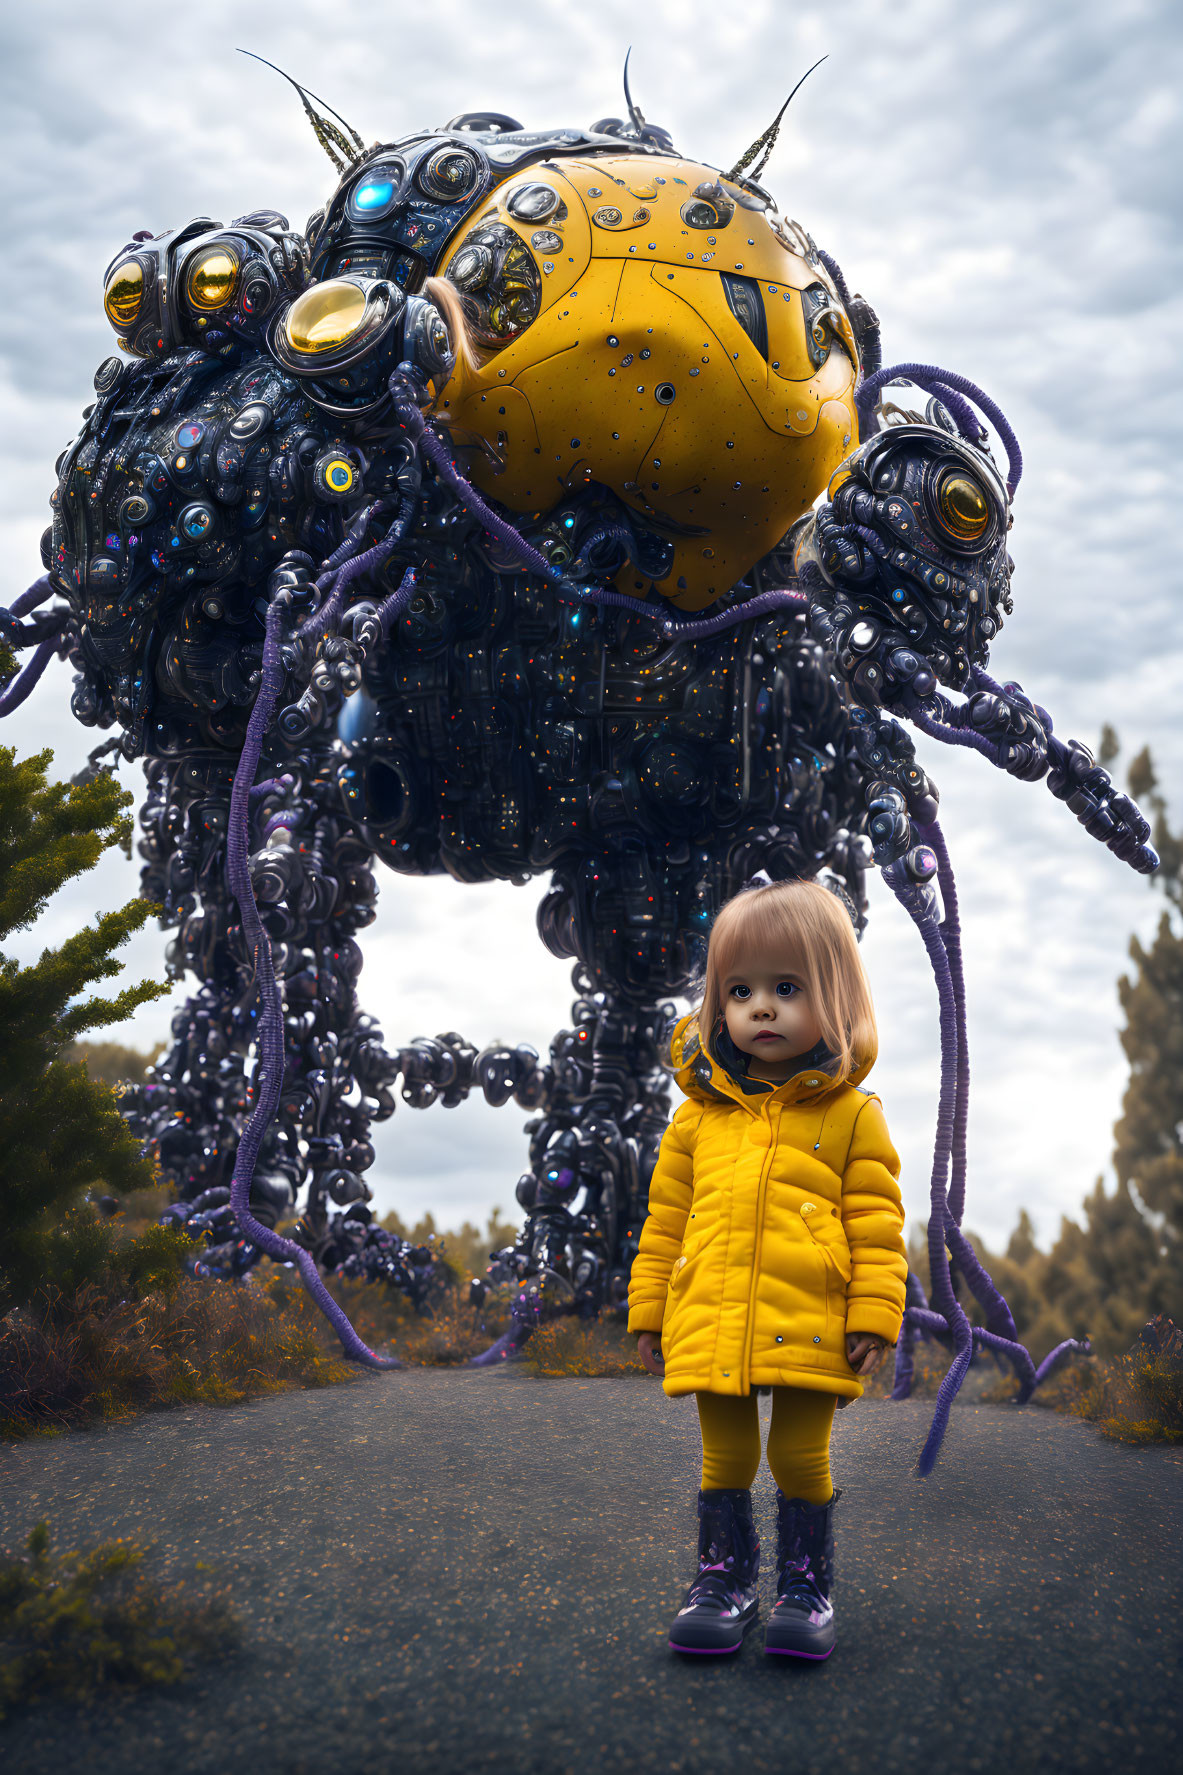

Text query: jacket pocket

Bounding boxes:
[667,1226,713,1292]
[801,1205,852,1283]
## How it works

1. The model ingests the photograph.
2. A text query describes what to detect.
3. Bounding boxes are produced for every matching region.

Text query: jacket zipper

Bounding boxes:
[741,1107,777,1388]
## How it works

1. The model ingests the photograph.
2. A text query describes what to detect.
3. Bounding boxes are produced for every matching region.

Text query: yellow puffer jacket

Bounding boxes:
[627,1015,907,1400]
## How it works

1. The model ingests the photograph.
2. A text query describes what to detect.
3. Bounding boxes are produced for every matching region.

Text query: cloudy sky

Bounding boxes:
[2,0,1180,1263]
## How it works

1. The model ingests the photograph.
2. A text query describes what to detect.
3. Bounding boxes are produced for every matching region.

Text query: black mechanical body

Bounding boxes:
[7,98,1154,1377]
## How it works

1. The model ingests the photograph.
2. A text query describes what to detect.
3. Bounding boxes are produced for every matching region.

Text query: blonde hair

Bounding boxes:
[422,275,476,396]
[696,879,877,1081]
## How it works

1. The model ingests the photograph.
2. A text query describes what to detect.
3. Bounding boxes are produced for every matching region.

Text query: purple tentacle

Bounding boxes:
[856,362,1023,496]
[0,632,62,717]
[225,598,402,1369]
[248,775,296,805]
[895,1307,1088,1405]
[9,575,54,619]
[924,381,985,447]
[1032,1337,1092,1392]
[655,588,807,639]
[375,565,417,633]
[944,1223,1020,1346]
[909,702,1006,765]
[970,1325,1037,1397]
[906,1306,957,1341]
[882,866,974,1473]
[466,1319,537,1368]
[927,816,1020,1347]
[969,662,1008,699]
[920,821,971,1227]
[299,497,415,644]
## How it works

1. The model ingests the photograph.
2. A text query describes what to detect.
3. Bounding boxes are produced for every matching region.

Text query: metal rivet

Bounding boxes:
[775,1335,784,1344]
[813,1336,821,1344]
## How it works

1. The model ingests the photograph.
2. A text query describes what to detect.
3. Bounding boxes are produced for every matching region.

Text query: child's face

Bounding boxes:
[721,943,825,1078]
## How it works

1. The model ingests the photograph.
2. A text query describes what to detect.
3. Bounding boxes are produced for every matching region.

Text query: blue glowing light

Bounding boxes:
[354,179,395,213]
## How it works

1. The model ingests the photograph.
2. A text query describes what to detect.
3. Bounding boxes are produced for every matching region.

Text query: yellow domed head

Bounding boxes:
[435,153,860,610]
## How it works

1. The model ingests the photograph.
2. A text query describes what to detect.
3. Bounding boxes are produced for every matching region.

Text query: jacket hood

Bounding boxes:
[668,1013,874,1109]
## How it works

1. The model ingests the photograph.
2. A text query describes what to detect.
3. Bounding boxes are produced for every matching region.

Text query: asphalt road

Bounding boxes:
[1,1367,1179,1775]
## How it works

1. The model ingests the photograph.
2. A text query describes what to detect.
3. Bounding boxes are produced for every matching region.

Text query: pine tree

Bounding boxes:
[1111,747,1183,1320]
[0,743,169,1313]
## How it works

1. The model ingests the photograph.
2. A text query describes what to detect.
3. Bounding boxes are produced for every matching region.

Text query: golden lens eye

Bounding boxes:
[104,260,144,327]
[186,250,239,311]
[938,473,989,540]
[283,280,368,354]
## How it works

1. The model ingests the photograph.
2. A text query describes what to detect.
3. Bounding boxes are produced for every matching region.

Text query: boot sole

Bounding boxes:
[670,1602,759,1655]
[764,1642,834,1660]
[669,1640,746,1655]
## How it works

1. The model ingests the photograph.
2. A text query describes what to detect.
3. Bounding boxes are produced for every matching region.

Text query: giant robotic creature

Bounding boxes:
[0,63,1158,1470]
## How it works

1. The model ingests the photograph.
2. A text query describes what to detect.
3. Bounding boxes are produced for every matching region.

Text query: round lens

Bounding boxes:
[506,182,560,222]
[418,147,479,202]
[104,260,144,328]
[449,244,493,291]
[937,471,989,542]
[348,172,400,221]
[186,250,239,312]
[283,280,369,355]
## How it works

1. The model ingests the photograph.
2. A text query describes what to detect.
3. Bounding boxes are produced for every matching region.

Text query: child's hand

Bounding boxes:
[845,1333,889,1377]
[637,1331,665,1376]
[834,1334,889,1408]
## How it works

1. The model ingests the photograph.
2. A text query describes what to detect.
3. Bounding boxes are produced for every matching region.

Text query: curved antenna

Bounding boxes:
[726,54,829,182]
[623,46,647,137]
[238,49,365,148]
[237,48,365,171]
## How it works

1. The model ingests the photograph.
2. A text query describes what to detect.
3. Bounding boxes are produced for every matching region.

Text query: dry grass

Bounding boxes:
[0,1520,238,1719]
[277,1269,516,1369]
[1,1270,357,1440]
[1040,1351,1183,1445]
[520,1313,647,1378]
[858,1333,1183,1447]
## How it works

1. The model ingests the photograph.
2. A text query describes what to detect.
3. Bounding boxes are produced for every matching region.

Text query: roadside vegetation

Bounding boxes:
[0,1521,238,1719]
[2,736,1178,1445]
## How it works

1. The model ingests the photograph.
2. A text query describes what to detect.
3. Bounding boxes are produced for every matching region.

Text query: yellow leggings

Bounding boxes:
[696,1387,836,1505]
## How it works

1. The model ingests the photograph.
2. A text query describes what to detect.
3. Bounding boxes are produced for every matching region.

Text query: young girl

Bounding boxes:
[628,878,907,1659]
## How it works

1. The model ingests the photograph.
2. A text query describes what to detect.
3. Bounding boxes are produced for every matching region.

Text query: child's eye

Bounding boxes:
[776,981,798,997]
[730,984,751,1000]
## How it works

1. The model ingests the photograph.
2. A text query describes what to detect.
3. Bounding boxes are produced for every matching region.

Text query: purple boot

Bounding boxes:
[763,1487,842,1660]
[668,1488,760,1655]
